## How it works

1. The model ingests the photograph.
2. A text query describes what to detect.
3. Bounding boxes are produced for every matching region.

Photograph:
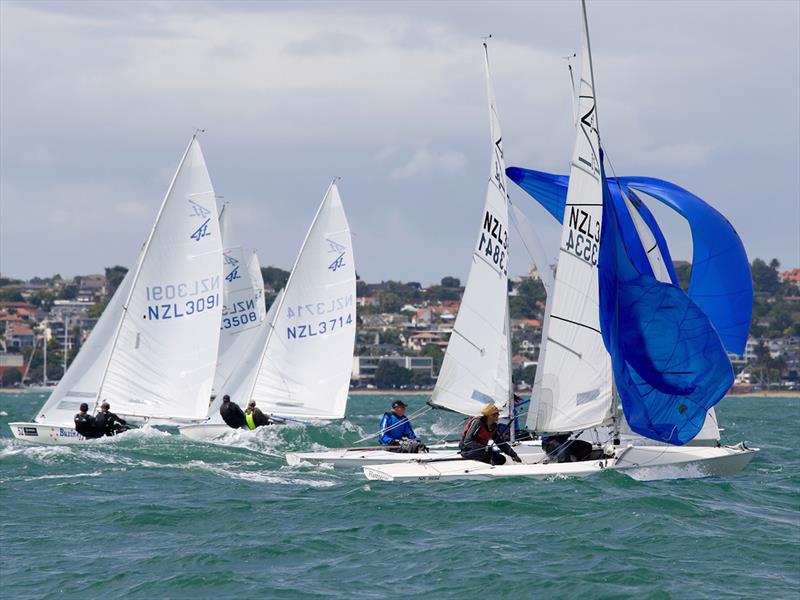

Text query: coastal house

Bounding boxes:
[4,322,35,350]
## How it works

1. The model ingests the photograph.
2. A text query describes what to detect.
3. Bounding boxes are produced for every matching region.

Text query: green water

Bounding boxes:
[1,392,798,599]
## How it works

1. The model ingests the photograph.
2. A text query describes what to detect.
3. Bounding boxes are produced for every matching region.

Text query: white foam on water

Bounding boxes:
[21,471,104,482]
[178,459,338,487]
[0,411,8,416]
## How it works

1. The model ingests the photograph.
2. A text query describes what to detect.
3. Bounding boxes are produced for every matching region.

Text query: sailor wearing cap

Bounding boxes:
[94,401,129,437]
[378,400,425,453]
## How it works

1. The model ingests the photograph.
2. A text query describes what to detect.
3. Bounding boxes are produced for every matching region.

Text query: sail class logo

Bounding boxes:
[223,253,239,266]
[188,199,211,218]
[326,238,347,272]
[225,265,241,282]
[190,219,211,242]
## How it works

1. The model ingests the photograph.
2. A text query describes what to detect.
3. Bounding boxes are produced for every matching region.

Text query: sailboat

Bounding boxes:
[212,203,268,398]
[10,136,225,444]
[287,43,546,468]
[180,180,357,439]
[363,1,757,482]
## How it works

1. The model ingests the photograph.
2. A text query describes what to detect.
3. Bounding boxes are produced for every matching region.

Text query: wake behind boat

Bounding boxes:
[10,135,224,445]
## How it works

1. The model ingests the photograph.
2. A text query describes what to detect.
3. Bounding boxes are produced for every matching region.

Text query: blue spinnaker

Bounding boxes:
[506,166,752,355]
[598,158,734,445]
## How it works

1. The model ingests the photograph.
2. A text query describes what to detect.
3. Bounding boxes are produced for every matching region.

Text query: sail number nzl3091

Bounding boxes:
[143,276,221,320]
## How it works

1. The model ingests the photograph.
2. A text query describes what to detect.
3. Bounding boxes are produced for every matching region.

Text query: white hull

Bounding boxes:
[286,440,544,469]
[8,422,127,446]
[363,443,758,482]
[178,423,238,440]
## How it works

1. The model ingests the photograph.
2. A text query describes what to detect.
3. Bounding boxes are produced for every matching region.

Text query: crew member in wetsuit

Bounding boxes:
[219,395,247,429]
[94,401,129,437]
[541,433,604,463]
[460,403,522,465]
[244,400,272,430]
[378,400,426,453]
[74,403,100,439]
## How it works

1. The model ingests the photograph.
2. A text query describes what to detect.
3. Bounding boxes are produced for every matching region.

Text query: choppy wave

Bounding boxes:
[1,392,798,599]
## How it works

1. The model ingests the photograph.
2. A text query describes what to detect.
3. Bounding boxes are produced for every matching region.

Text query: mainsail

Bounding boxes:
[97,137,224,422]
[429,42,511,416]
[530,2,613,433]
[213,204,267,397]
[237,181,356,420]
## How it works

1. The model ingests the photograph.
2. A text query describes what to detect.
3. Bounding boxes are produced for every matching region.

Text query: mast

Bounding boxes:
[63,315,68,378]
[245,178,340,403]
[42,329,47,385]
[93,134,200,410]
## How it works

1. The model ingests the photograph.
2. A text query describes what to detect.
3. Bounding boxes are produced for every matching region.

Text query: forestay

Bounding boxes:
[244,182,356,420]
[213,205,267,397]
[429,43,511,416]
[530,4,613,433]
[98,137,224,422]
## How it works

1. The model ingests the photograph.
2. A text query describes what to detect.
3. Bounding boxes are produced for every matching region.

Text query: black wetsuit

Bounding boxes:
[94,411,128,437]
[541,434,602,463]
[74,412,99,439]
[460,416,520,465]
[220,400,247,429]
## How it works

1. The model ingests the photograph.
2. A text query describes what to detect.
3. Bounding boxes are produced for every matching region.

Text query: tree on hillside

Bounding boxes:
[441,276,460,288]
[261,266,290,291]
[105,266,129,297]
[751,258,780,295]
[374,360,413,389]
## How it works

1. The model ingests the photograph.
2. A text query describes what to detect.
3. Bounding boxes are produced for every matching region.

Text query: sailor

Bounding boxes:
[94,401,129,437]
[244,400,272,430]
[460,403,522,465]
[541,433,601,463]
[74,402,100,439]
[498,394,535,442]
[219,395,247,429]
[378,400,426,453]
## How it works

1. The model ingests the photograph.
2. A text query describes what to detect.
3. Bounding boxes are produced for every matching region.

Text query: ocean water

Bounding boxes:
[1,392,797,599]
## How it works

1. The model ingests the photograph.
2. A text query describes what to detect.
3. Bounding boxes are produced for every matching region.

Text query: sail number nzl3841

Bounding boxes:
[477,209,508,276]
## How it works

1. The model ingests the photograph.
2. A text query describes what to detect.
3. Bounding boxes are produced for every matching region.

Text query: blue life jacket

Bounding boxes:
[378,412,417,445]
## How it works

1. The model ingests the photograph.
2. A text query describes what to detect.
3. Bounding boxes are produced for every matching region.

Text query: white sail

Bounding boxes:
[530,3,613,433]
[34,269,135,426]
[242,182,356,420]
[213,205,267,397]
[430,44,511,416]
[207,289,282,421]
[97,137,224,422]
[510,204,554,294]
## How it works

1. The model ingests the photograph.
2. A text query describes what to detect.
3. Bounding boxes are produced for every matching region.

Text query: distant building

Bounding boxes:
[4,322,34,350]
[780,268,800,284]
[352,355,434,383]
[0,352,26,380]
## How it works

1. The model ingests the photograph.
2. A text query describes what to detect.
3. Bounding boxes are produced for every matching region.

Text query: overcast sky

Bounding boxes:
[2,0,798,285]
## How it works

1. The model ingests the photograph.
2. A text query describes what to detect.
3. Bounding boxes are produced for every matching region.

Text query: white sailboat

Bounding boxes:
[213,204,267,398]
[181,180,357,439]
[10,136,224,444]
[363,1,757,482]
[287,43,545,468]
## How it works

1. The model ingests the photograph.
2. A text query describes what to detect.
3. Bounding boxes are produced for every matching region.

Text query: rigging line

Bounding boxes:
[450,327,484,355]
[549,313,602,335]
